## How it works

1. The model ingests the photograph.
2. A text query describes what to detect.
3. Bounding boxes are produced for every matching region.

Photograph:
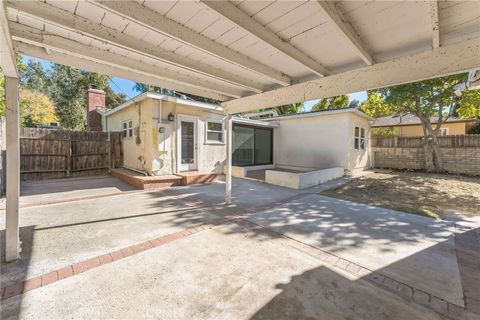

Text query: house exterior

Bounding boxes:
[103,93,373,180]
[372,113,479,136]
[230,108,373,177]
[102,92,226,176]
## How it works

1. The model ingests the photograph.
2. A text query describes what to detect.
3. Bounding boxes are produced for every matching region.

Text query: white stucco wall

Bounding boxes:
[104,97,226,175]
[272,111,371,174]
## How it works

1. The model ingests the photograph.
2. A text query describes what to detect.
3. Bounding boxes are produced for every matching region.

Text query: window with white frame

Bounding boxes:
[354,126,366,150]
[122,120,133,138]
[439,127,449,136]
[205,121,224,143]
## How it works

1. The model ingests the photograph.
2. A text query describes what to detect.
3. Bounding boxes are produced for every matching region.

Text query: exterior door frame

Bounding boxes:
[177,114,198,172]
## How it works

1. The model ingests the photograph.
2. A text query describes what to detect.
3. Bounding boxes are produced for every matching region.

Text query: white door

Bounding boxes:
[177,115,198,172]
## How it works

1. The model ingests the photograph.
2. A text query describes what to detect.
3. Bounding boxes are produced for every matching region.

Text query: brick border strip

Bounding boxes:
[163,189,479,320]
[1,221,222,300]
[231,218,476,320]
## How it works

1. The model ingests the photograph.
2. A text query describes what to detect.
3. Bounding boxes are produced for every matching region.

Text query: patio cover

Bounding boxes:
[1,0,480,261]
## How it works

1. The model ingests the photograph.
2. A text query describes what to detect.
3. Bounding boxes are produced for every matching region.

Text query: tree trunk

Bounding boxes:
[418,115,444,172]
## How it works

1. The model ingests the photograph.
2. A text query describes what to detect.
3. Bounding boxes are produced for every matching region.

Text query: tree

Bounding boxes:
[359,90,396,117]
[48,64,85,130]
[19,89,58,127]
[348,99,360,109]
[311,95,349,111]
[373,73,472,172]
[275,102,304,115]
[22,59,48,91]
[455,89,480,118]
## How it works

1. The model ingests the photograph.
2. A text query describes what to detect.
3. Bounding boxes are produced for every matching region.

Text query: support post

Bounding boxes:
[225,115,233,205]
[5,76,20,262]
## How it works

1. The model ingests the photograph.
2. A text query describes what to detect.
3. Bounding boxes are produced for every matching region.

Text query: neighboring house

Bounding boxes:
[86,88,106,132]
[103,93,373,182]
[372,113,479,136]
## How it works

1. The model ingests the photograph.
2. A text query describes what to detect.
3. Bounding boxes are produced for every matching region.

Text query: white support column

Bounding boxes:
[225,115,233,205]
[5,76,20,262]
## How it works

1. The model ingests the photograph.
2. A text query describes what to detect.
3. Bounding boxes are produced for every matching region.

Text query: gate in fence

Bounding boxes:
[20,128,123,180]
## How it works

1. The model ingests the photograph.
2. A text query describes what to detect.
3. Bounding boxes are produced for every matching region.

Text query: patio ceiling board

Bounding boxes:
[439,1,480,44]
[335,1,433,62]
[8,1,268,93]
[91,0,293,86]
[10,22,249,99]
[14,42,232,102]
[2,0,479,110]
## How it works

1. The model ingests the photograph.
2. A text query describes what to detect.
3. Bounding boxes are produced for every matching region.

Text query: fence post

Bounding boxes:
[107,131,111,173]
[66,138,71,178]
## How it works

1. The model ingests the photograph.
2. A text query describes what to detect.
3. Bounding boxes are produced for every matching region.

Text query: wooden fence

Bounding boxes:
[20,128,123,180]
[371,135,480,148]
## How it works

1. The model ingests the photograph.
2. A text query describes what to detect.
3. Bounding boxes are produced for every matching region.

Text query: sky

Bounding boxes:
[22,55,367,110]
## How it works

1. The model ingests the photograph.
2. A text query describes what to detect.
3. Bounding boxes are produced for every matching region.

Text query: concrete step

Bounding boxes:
[111,168,183,190]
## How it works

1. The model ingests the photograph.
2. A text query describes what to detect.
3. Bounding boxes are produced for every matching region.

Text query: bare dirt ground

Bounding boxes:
[322,171,480,219]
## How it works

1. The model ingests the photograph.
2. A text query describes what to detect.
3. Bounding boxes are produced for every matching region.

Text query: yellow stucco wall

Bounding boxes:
[273,112,371,173]
[394,122,466,136]
[104,98,225,175]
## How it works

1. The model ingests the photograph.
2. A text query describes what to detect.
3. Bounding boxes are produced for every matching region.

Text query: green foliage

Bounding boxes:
[371,127,396,137]
[359,90,396,117]
[0,55,27,117]
[22,59,48,91]
[48,64,85,130]
[456,89,480,118]
[275,102,304,115]
[311,95,349,112]
[20,89,58,127]
[377,73,467,117]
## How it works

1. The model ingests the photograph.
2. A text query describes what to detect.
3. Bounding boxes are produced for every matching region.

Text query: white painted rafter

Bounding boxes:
[315,0,374,65]
[201,0,329,77]
[430,0,440,49]
[89,0,292,86]
[14,42,231,102]
[222,38,480,114]
[11,23,245,99]
[6,0,267,94]
[0,0,18,77]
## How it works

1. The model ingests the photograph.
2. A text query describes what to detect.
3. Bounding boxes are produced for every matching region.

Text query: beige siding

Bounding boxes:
[396,122,466,136]
[273,112,371,173]
[105,98,225,175]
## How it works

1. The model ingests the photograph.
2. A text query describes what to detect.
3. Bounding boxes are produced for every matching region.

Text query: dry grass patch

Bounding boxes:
[321,171,480,219]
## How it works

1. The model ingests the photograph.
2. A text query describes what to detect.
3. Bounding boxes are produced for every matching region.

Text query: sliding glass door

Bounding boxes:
[232,124,273,166]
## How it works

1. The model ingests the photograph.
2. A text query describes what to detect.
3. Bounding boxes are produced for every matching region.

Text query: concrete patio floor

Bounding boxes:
[1,176,479,320]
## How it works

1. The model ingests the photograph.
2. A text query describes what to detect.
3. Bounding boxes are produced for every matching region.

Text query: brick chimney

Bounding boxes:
[87,88,106,131]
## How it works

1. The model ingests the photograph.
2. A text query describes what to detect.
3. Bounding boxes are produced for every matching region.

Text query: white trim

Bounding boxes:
[232,117,280,128]
[177,114,198,172]
[103,92,223,117]
[263,109,375,122]
[204,120,225,145]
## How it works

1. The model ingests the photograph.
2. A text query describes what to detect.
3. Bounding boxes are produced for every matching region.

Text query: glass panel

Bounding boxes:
[355,126,359,137]
[123,122,127,129]
[360,138,365,149]
[181,121,194,164]
[207,132,222,142]
[354,138,359,149]
[207,122,222,131]
[254,128,272,165]
[128,121,133,128]
[361,128,365,138]
[233,126,254,166]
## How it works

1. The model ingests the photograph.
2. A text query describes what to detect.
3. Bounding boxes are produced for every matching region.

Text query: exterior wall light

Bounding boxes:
[167,112,174,122]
